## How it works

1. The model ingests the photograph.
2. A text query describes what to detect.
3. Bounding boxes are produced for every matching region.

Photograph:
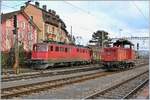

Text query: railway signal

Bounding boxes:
[137,43,139,51]
[13,15,19,74]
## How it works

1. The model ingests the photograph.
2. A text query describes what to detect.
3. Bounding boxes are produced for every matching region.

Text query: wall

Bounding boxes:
[1,13,37,51]
[24,4,44,42]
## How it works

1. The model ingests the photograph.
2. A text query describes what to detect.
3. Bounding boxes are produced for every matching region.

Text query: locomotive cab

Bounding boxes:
[28,43,50,69]
[101,39,135,71]
[32,44,49,60]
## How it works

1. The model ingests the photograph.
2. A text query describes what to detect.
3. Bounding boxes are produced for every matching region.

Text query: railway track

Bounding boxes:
[85,71,149,99]
[123,78,149,99]
[1,64,148,99]
[1,71,115,99]
[2,60,148,82]
[2,64,101,82]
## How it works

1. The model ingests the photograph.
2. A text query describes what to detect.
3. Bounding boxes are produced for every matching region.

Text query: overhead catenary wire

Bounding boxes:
[131,1,149,21]
[63,1,102,28]
[63,1,122,34]
[2,4,17,10]
[1,1,32,10]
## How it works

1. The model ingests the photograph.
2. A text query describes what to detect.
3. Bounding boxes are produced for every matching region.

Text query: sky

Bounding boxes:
[1,0,149,46]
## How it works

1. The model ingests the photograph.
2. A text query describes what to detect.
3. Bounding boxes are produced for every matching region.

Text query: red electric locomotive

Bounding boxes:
[29,42,92,69]
[101,39,136,71]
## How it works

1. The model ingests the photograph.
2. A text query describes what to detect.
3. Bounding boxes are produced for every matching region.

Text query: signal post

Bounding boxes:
[13,15,19,74]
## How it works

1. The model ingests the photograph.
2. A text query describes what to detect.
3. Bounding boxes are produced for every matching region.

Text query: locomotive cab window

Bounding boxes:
[36,44,48,51]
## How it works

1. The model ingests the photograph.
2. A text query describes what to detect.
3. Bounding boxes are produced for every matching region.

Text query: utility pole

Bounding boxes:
[70,26,73,43]
[13,15,19,74]
[101,31,104,48]
[137,43,139,59]
[70,26,72,36]
[119,29,122,38]
[58,22,61,42]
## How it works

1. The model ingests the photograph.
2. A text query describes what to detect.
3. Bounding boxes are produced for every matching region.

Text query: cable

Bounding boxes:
[2,1,31,10]
[11,1,26,8]
[131,1,148,21]
[63,1,101,27]
[63,1,89,14]
[2,4,17,10]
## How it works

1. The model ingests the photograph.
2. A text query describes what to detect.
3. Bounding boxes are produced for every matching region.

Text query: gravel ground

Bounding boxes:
[2,69,103,89]
[2,64,99,77]
[19,65,148,99]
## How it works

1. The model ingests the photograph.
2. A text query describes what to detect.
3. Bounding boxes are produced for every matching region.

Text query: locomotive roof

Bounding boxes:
[113,39,134,46]
[35,42,90,49]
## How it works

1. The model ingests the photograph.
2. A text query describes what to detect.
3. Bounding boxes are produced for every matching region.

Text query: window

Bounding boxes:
[55,46,59,51]
[52,27,55,34]
[65,48,68,52]
[77,48,79,52]
[49,46,53,51]
[83,50,85,53]
[45,24,49,33]
[22,22,26,29]
[36,44,48,51]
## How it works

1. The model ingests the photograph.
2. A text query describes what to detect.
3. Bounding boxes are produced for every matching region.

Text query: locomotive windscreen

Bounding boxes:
[33,44,48,51]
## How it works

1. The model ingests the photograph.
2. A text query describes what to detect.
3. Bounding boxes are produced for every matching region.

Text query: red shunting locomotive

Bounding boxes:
[101,39,136,71]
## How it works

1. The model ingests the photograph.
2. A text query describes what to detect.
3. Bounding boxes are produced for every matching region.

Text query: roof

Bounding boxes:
[113,39,134,46]
[36,41,89,48]
[1,11,20,22]
[1,10,40,31]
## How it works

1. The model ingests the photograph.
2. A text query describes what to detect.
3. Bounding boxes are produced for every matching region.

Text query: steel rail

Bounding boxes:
[2,62,148,82]
[1,71,115,99]
[2,64,101,82]
[84,71,148,99]
[123,79,149,99]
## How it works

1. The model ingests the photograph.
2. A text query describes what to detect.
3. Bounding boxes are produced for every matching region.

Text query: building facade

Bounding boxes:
[23,2,72,44]
[1,10,40,52]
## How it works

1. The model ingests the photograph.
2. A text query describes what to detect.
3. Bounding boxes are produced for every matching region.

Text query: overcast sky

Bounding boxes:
[1,1,149,45]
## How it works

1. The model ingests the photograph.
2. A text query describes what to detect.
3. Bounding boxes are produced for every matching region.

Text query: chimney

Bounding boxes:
[42,5,47,11]
[52,10,56,15]
[35,2,39,7]
[56,15,59,19]
[20,6,25,10]
[25,2,28,6]
[25,1,31,6]
[48,9,52,13]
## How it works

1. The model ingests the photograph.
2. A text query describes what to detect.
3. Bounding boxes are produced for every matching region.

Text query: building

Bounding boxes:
[23,2,72,44]
[1,10,40,52]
